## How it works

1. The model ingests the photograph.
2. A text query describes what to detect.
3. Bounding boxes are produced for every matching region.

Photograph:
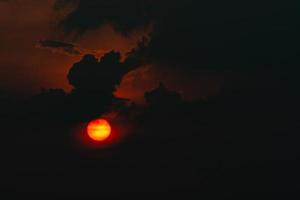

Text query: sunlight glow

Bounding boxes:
[87,119,111,141]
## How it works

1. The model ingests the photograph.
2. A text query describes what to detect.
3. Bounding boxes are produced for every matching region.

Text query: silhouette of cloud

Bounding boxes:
[37,39,107,57]
[54,0,78,9]
[38,40,82,56]
[68,51,139,93]
[56,0,300,72]
[144,82,182,106]
[57,0,151,35]
[64,50,142,121]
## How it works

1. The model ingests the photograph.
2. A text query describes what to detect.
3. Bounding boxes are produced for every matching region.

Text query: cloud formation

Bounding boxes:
[37,39,108,57]
[68,52,125,92]
[58,0,151,35]
[64,50,142,120]
[56,0,300,71]
[38,40,82,56]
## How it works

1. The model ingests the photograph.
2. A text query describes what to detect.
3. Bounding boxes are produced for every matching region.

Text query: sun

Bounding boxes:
[87,119,111,141]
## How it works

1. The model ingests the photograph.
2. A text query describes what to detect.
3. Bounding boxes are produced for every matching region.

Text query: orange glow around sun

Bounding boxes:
[87,119,111,141]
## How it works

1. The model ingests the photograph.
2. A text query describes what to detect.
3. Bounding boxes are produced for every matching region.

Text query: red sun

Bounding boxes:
[87,119,111,142]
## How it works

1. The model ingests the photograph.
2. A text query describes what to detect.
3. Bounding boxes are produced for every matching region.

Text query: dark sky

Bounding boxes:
[1,0,298,101]
[0,0,299,198]
[3,0,297,101]
[0,0,145,99]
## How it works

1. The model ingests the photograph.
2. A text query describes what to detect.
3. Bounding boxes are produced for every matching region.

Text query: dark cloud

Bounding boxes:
[20,50,142,122]
[38,40,82,56]
[56,0,300,71]
[37,39,107,57]
[68,51,140,93]
[54,0,78,9]
[4,74,280,197]
[144,82,182,106]
[58,0,151,35]
[65,51,141,121]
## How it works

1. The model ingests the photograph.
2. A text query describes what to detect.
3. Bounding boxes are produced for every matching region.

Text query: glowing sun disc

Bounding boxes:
[87,119,111,141]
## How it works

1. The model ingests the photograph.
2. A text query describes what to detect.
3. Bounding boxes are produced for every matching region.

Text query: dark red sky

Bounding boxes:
[0,0,225,102]
[0,1,139,94]
[0,1,294,197]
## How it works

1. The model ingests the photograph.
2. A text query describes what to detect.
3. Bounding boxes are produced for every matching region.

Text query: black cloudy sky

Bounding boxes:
[1,1,299,198]
[0,0,299,101]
